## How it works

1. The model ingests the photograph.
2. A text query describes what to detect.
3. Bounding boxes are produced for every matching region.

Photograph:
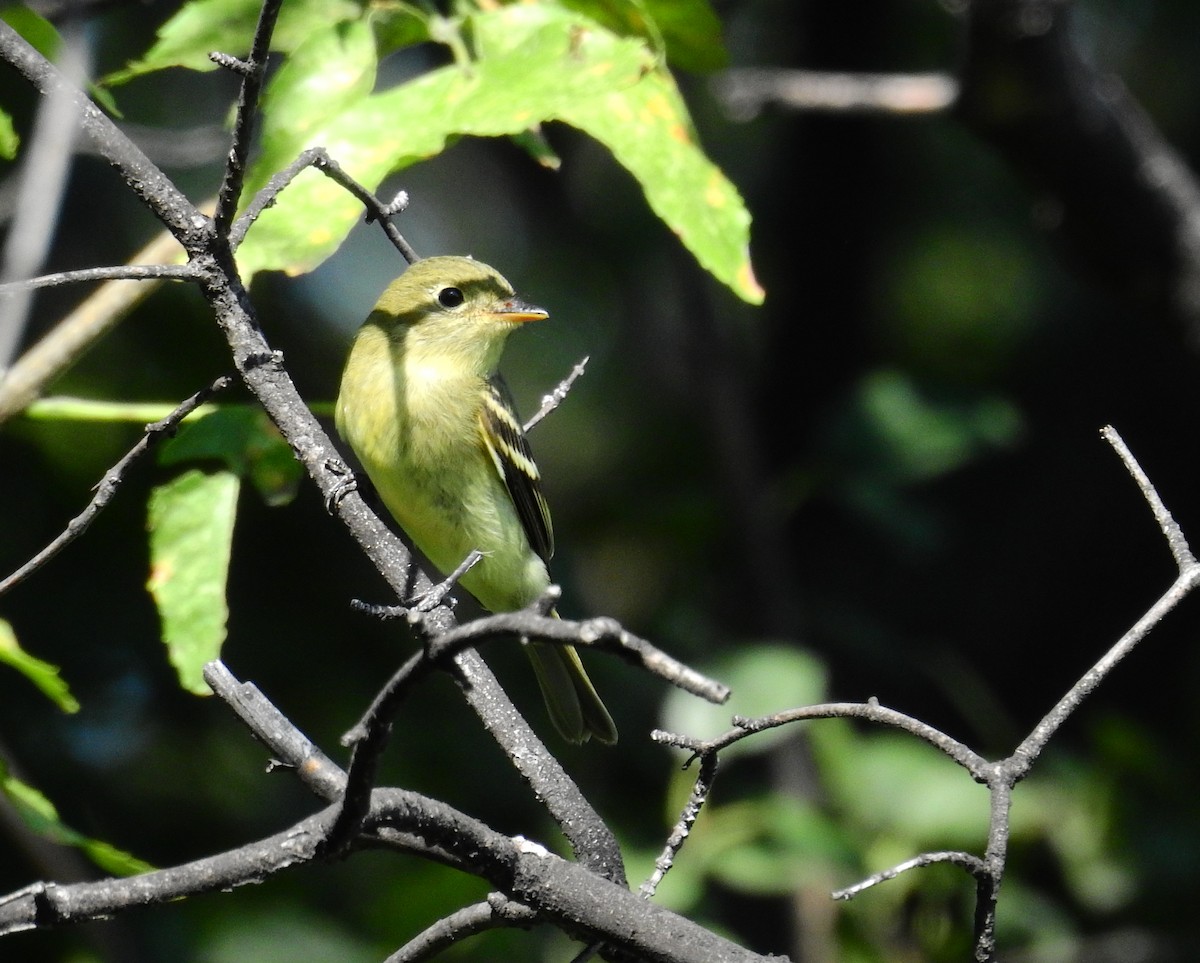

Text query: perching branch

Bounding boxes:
[328,594,727,867]
[1,7,640,930]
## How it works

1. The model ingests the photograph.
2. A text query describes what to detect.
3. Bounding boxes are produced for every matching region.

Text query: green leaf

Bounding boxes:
[236,5,645,276]
[236,4,761,303]
[258,19,378,164]
[559,0,728,72]
[0,109,17,160]
[557,61,762,302]
[0,618,79,712]
[104,0,361,84]
[147,469,239,694]
[160,405,303,506]
[1,759,153,875]
[1,5,60,59]
[371,2,434,54]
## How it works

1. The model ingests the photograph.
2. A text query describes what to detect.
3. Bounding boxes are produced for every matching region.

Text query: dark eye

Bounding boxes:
[438,286,464,308]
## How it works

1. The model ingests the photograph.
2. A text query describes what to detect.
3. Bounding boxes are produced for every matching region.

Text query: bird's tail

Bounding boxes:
[525,625,617,745]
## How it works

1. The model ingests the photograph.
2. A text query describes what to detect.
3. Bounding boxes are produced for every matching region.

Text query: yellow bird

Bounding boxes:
[336,255,617,744]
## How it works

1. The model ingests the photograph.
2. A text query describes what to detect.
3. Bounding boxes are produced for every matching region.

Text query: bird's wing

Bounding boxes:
[478,375,554,563]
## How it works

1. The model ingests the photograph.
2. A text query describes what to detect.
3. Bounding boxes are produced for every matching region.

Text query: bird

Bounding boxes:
[335,255,617,744]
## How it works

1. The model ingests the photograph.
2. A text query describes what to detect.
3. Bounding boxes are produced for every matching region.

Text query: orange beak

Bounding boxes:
[491,296,549,323]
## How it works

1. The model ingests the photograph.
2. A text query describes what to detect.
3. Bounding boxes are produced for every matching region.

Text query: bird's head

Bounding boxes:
[368,256,548,374]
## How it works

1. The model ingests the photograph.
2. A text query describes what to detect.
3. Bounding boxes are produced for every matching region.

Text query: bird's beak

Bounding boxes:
[490,297,549,323]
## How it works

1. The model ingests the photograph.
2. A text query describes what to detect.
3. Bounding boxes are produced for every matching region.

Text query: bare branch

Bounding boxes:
[1010,430,1200,778]
[640,751,719,900]
[1101,425,1195,569]
[203,660,347,801]
[383,897,537,963]
[654,699,987,778]
[231,146,419,263]
[524,356,589,432]
[833,850,989,901]
[0,263,197,293]
[212,0,282,236]
[0,376,232,597]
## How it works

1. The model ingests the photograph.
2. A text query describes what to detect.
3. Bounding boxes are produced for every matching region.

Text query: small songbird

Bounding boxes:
[335,255,617,744]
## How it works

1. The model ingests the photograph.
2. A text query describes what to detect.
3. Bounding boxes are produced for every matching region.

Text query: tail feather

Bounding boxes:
[525,636,617,745]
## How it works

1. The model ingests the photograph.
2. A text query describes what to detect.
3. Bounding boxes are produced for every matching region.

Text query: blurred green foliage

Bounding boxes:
[3,0,1200,961]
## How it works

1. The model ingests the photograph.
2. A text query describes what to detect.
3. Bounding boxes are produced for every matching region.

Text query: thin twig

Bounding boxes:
[1101,425,1195,568]
[832,850,989,901]
[524,356,589,432]
[424,609,731,703]
[350,550,483,617]
[311,150,419,263]
[231,146,418,263]
[1009,429,1200,778]
[0,376,231,597]
[382,897,537,963]
[202,661,347,801]
[654,699,987,779]
[0,264,197,293]
[411,549,483,612]
[212,0,283,236]
[640,751,719,900]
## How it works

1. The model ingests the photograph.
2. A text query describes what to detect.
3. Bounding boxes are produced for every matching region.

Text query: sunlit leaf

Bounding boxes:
[146,469,239,694]
[104,0,360,84]
[560,0,728,71]
[1,759,153,875]
[0,618,79,712]
[258,19,377,162]
[236,4,761,303]
[557,60,762,302]
[1,5,59,58]
[0,108,18,160]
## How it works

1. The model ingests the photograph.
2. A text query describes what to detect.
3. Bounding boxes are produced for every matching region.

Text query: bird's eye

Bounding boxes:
[437,286,465,308]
